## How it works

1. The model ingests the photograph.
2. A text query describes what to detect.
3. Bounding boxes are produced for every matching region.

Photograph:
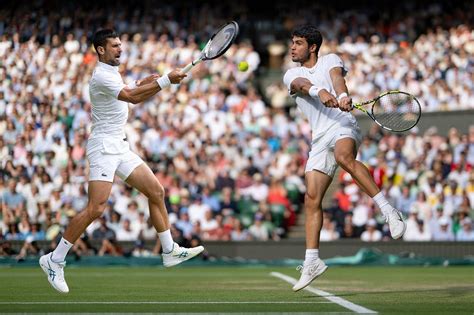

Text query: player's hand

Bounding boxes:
[168,69,187,84]
[338,96,352,112]
[318,89,339,108]
[137,74,160,86]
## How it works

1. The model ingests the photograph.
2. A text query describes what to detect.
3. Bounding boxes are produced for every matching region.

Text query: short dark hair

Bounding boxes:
[92,29,118,52]
[292,25,323,55]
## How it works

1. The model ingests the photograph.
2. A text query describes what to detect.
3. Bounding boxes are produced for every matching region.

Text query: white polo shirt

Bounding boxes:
[283,53,358,143]
[87,61,128,153]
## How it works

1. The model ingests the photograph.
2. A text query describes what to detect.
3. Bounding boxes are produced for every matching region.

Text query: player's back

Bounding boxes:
[89,62,128,140]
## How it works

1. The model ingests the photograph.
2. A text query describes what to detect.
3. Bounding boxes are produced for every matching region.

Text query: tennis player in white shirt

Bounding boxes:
[40,29,204,293]
[283,25,406,292]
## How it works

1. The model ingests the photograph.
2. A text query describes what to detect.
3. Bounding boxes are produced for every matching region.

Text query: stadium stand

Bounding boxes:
[0,0,473,259]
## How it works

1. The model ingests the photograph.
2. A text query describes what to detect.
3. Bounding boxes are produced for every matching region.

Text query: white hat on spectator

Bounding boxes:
[438,217,449,226]
[132,120,142,129]
[367,219,377,227]
[461,218,472,226]
[342,172,352,182]
[386,150,396,161]
[410,205,419,214]
[368,157,378,166]
[349,194,359,203]
[439,143,449,151]
[410,126,419,134]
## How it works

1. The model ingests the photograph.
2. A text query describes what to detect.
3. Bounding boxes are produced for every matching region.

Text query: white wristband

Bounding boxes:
[128,80,138,89]
[337,92,348,101]
[156,75,171,89]
[308,86,322,98]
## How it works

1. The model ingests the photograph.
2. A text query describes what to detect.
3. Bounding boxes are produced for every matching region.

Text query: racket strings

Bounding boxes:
[206,24,237,58]
[372,93,421,131]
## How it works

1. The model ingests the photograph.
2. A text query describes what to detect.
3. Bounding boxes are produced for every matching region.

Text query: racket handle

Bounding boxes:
[182,60,202,73]
[182,63,194,73]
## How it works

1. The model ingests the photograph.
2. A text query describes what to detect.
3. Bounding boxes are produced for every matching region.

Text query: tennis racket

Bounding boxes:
[182,21,239,73]
[352,90,421,132]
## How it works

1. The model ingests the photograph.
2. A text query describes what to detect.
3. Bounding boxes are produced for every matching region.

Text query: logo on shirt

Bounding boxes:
[101,173,107,177]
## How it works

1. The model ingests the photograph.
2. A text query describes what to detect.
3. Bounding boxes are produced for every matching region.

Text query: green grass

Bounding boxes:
[0,265,473,314]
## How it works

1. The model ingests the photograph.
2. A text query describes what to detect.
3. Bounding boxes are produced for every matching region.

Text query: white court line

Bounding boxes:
[0,301,331,305]
[270,272,377,314]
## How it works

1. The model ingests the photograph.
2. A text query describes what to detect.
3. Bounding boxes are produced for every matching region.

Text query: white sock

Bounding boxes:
[304,249,319,265]
[158,230,174,253]
[51,237,73,262]
[373,191,394,217]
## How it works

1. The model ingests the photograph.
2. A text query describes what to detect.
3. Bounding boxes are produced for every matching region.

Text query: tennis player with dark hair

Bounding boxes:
[283,25,406,292]
[39,29,204,293]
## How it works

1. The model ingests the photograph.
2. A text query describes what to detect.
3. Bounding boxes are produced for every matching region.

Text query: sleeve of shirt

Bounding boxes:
[325,53,348,76]
[283,69,298,98]
[96,72,126,99]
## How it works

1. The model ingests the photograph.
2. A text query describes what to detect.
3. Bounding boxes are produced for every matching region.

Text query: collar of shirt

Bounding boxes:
[97,61,120,73]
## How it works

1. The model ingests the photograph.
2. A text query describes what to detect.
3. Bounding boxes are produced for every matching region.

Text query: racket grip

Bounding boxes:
[182,59,202,73]
[182,63,194,73]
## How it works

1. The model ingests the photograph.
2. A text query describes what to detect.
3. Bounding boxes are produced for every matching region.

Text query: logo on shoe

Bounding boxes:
[174,251,189,258]
[395,212,404,222]
[47,261,56,281]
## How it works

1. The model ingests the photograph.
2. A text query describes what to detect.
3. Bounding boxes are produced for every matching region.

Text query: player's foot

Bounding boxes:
[162,243,204,267]
[386,209,407,239]
[39,253,69,294]
[292,258,328,292]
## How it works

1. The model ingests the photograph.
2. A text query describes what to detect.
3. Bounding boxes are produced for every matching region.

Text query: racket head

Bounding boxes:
[202,21,239,61]
[370,91,421,132]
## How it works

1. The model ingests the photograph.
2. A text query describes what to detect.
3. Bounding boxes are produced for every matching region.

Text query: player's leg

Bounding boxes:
[334,137,406,239]
[293,170,331,292]
[124,162,204,267]
[39,180,113,293]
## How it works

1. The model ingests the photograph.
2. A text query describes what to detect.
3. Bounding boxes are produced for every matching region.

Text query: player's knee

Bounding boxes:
[336,153,354,169]
[304,192,322,209]
[148,183,165,202]
[86,201,107,220]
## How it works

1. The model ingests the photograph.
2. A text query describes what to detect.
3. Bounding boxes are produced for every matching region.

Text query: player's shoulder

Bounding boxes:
[319,53,342,62]
[284,67,301,76]
[283,67,302,82]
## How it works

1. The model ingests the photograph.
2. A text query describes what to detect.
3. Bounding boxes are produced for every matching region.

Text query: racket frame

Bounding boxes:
[352,90,421,132]
[183,21,239,73]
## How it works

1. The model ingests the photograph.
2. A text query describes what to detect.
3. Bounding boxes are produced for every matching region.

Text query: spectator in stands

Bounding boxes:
[92,217,119,256]
[432,217,455,241]
[361,219,382,242]
[230,219,251,241]
[248,212,269,241]
[456,218,474,241]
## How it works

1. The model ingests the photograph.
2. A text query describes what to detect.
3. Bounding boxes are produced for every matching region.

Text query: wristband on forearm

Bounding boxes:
[337,92,348,101]
[308,86,322,99]
[156,75,171,89]
[128,80,138,89]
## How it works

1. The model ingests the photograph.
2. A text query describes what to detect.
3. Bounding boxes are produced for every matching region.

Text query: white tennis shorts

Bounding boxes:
[87,138,144,182]
[305,122,362,177]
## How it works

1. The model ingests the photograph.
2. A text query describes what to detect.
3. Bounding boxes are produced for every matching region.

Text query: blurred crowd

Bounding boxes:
[278,23,474,112]
[321,125,474,242]
[1,0,474,259]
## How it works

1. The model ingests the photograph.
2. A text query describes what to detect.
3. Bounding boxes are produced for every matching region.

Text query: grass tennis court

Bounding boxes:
[1,266,473,314]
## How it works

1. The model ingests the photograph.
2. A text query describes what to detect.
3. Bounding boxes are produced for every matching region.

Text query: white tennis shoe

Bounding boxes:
[386,209,407,239]
[293,258,328,292]
[39,253,69,294]
[162,243,204,267]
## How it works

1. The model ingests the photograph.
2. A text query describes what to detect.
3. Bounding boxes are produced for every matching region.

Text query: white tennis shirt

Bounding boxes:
[283,54,358,142]
[88,61,127,140]
[86,61,129,155]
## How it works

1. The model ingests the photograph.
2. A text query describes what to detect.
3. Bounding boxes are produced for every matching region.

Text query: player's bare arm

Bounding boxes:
[118,70,186,104]
[290,78,338,108]
[136,74,161,86]
[329,67,352,112]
